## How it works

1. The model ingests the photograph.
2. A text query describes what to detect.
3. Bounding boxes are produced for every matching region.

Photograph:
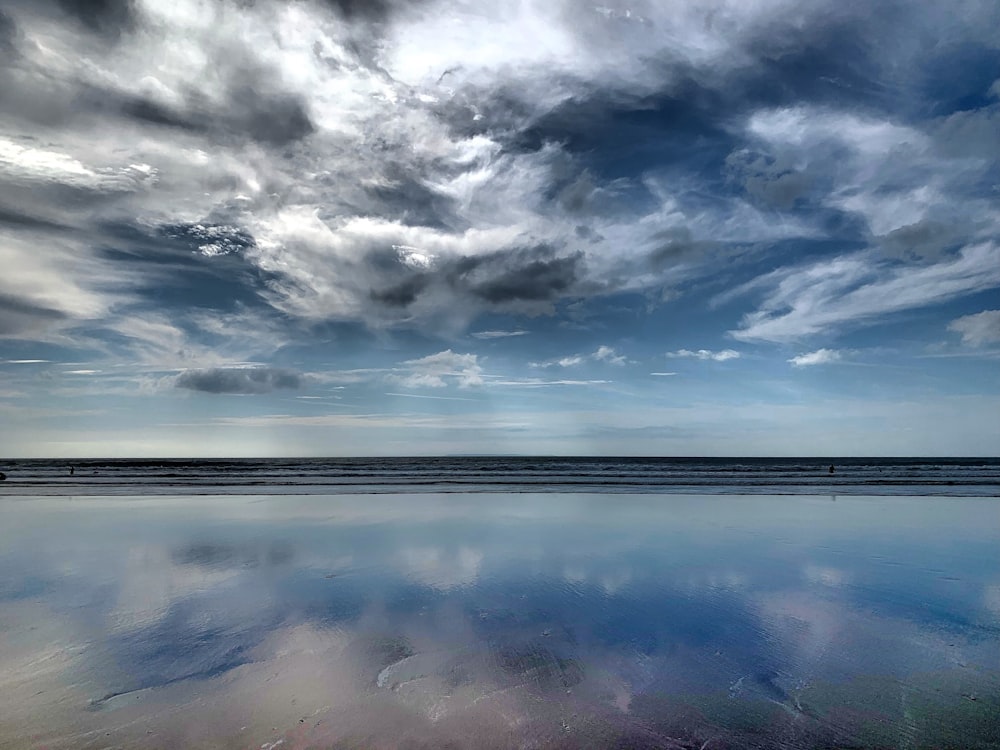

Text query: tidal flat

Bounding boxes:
[1,492,998,749]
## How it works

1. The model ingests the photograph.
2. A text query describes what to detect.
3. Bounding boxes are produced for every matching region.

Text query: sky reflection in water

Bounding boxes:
[1,493,998,749]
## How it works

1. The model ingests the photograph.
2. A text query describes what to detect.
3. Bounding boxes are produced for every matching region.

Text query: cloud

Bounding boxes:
[731,243,1000,342]
[392,349,483,388]
[948,309,1000,346]
[593,345,627,366]
[0,0,892,344]
[448,247,583,307]
[788,348,842,367]
[0,137,155,193]
[534,345,627,368]
[0,293,69,337]
[55,0,135,37]
[470,330,529,339]
[666,349,741,362]
[175,367,303,394]
[384,392,479,401]
[160,223,256,257]
[0,0,999,395]
[725,148,813,210]
[487,378,611,387]
[0,9,17,54]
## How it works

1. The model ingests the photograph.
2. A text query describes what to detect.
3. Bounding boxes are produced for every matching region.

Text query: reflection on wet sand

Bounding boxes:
[0,493,998,749]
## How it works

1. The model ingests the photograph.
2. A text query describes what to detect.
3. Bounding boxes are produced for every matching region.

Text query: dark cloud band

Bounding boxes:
[175,367,303,394]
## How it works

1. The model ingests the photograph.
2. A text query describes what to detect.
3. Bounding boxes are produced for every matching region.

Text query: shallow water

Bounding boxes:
[1,493,998,749]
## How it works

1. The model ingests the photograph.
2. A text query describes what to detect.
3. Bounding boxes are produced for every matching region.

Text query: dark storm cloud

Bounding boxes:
[99,86,315,147]
[0,294,68,337]
[227,86,315,146]
[55,0,134,37]
[115,94,205,133]
[363,166,460,229]
[359,246,585,313]
[0,10,19,56]
[448,248,584,305]
[175,367,303,394]
[0,204,71,233]
[370,275,429,307]
[319,0,426,23]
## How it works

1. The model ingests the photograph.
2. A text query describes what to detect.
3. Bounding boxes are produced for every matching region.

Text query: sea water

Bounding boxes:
[0,485,998,748]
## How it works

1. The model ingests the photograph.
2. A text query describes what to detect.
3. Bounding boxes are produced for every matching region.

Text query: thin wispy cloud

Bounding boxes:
[488,379,612,388]
[788,349,842,367]
[731,244,1000,342]
[385,392,481,402]
[533,346,628,368]
[666,349,741,362]
[471,330,529,339]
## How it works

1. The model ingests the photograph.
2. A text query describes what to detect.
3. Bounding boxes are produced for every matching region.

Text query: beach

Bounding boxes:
[1,462,999,748]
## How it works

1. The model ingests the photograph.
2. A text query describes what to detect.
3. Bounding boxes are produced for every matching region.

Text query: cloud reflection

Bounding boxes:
[0,493,998,748]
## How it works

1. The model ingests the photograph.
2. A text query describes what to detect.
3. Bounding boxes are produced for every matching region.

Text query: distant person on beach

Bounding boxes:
[69,466,74,476]
[829,465,835,474]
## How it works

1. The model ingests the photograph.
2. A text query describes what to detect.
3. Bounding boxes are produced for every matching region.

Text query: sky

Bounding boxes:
[0,0,998,457]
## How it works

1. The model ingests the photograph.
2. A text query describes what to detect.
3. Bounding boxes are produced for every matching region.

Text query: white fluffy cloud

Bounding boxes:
[593,346,627,365]
[392,350,484,388]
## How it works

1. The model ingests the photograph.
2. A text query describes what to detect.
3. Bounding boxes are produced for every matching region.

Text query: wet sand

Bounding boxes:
[1,493,998,749]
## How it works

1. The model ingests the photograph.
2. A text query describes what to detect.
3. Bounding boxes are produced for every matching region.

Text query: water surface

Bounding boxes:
[1,492,998,749]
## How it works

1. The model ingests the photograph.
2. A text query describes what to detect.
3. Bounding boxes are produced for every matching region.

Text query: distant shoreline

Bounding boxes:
[1,457,998,498]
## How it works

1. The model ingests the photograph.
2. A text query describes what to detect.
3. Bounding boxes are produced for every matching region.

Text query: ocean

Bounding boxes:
[2,455,999,495]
